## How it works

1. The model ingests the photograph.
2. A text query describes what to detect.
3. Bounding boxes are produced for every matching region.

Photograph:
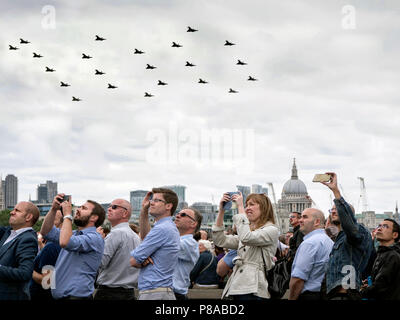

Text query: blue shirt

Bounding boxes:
[173,234,199,295]
[29,241,61,299]
[291,228,334,293]
[223,249,238,268]
[131,217,180,291]
[45,226,104,299]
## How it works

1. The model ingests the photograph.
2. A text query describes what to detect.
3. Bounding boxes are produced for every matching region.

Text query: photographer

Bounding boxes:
[319,173,373,300]
[40,194,105,300]
[212,192,279,300]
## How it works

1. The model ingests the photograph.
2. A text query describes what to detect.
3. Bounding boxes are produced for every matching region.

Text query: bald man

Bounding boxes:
[289,208,334,300]
[94,199,141,300]
[0,201,40,300]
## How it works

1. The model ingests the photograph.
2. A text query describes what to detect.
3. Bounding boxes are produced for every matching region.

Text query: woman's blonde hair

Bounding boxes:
[245,193,275,230]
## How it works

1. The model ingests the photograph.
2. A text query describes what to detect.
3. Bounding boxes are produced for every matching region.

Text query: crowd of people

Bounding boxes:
[0,172,399,301]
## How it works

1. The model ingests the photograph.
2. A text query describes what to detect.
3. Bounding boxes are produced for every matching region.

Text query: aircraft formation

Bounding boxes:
[8,28,258,101]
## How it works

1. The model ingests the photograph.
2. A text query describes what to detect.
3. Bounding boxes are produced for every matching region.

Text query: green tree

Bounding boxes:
[0,209,11,226]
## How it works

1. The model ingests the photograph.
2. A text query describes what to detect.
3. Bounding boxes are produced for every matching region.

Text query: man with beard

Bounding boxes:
[130,188,180,300]
[40,194,105,300]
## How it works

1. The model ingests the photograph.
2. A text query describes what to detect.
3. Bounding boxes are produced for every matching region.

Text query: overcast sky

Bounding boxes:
[1,0,399,215]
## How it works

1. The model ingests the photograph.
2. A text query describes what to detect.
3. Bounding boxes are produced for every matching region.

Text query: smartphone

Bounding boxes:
[312,174,331,183]
[223,191,240,211]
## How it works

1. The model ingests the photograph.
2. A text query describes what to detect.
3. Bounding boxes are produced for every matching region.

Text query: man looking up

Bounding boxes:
[361,219,400,300]
[40,194,105,300]
[289,208,333,300]
[0,202,39,300]
[320,173,373,300]
[130,188,180,300]
[94,199,141,300]
[287,211,304,270]
[172,207,203,300]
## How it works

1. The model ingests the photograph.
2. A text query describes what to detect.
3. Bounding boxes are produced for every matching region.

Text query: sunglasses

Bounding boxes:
[176,212,196,222]
[109,204,128,211]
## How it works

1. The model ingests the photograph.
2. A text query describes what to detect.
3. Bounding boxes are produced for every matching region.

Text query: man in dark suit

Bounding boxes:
[0,201,40,300]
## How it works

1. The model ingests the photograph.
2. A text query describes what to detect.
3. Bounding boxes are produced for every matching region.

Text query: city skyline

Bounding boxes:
[4,171,398,215]
[2,1,399,215]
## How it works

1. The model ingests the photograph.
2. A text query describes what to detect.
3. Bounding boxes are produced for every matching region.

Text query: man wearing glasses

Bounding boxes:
[319,173,373,300]
[360,219,400,300]
[130,188,180,300]
[172,207,203,300]
[94,199,141,300]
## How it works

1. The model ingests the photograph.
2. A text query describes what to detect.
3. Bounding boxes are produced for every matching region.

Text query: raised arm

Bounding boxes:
[41,194,64,236]
[139,191,152,240]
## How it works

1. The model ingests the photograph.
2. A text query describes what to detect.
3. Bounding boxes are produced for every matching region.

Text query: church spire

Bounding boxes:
[291,158,298,180]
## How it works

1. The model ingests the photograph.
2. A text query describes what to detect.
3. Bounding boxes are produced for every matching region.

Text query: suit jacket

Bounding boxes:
[0,226,38,300]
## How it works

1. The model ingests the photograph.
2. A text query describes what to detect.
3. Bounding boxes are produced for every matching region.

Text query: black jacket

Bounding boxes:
[361,242,400,300]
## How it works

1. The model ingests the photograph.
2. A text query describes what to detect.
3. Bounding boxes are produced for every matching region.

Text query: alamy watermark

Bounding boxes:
[41,5,56,29]
[145,123,256,173]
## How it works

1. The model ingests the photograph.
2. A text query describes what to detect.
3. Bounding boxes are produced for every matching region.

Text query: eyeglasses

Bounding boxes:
[289,215,298,219]
[377,224,390,230]
[150,198,167,204]
[176,212,196,222]
[328,208,337,214]
[109,204,128,211]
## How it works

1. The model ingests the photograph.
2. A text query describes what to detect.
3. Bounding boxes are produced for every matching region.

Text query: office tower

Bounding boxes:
[37,184,48,203]
[46,180,58,202]
[36,180,58,203]
[5,174,18,209]
[130,190,148,220]
[0,180,4,210]
[236,185,250,206]
[251,184,263,194]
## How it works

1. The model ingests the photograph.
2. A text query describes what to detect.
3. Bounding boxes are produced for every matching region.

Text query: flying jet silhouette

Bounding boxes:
[108,83,117,89]
[95,69,105,75]
[33,52,43,58]
[237,59,247,65]
[224,40,235,46]
[60,81,70,87]
[185,61,195,67]
[229,88,238,93]
[134,48,145,54]
[95,35,106,41]
[248,76,258,81]
[144,92,154,97]
[72,96,81,101]
[20,38,30,44]
[158,80,167,86]
[198,78,208,84]
[45,67,55,72]
[187,26,198,32]
[146,64,156,69]
[82,53,92,59]
[172,42,182,48]
[9,45,18,50]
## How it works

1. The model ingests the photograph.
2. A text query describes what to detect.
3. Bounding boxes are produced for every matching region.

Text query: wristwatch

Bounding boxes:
[63,215,73,221]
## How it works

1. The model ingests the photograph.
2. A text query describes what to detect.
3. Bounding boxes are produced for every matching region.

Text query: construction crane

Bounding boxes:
[267,182,282,232]
[357,177,369,212]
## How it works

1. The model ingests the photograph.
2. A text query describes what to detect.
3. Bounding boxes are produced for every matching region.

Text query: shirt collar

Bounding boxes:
[111,222,129,230]
[76,226,97,234]
[303,228,325,240]
[13,227,33,235]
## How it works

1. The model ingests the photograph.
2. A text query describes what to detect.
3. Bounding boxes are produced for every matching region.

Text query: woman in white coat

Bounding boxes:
[212,192,279,300]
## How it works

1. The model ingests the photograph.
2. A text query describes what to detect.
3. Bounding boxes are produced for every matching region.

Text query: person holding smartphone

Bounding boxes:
[212,192,279,300]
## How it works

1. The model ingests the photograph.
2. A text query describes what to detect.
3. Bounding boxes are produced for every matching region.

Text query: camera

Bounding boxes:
[58,195,71,202]
[223,191,240,211]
